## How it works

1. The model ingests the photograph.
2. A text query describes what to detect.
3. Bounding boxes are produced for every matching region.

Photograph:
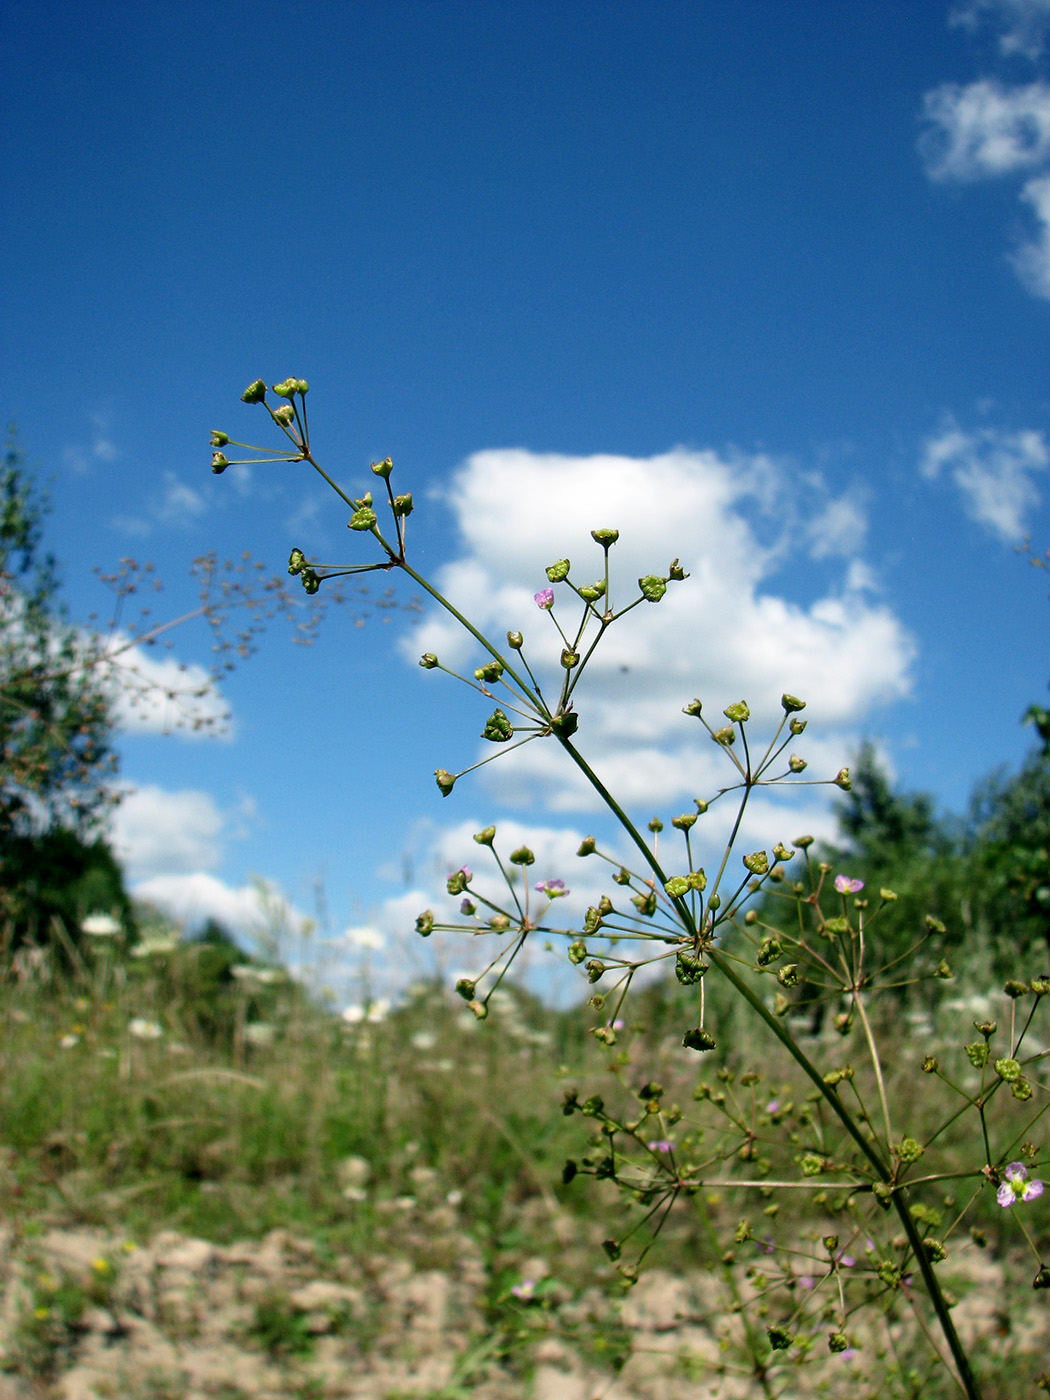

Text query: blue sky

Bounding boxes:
[5,0,1050,1004]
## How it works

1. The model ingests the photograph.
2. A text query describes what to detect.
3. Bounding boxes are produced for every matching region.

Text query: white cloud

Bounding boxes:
[156,472,207,527]
[1014,174,1050,295]
[919,80,1050,181]
[112,785,226,880]
[103,632,230,736]
[920,415,1049,540]
[402,447,912,814]
[950,0,1050,60]
[806,490,869,559]
[131,871,308,950]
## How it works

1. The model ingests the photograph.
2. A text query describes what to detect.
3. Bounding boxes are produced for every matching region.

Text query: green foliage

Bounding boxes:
[1,827,133,948]
[0,429,116,843]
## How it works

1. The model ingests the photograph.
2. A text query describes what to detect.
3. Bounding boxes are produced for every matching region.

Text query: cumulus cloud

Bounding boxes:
[919,80,1050,180]
[112,785,226,880]
[950,0,1050,60]
[403,447,912,814]
[104,633,230,736]
[920,416,1049,540]
[1015,173,1050,295]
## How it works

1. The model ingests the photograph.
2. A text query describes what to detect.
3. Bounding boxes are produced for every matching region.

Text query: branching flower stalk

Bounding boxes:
[211,379,1050,1400]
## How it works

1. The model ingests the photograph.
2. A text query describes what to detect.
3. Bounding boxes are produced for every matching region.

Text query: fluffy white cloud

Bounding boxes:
[920,416,1049,541]
[104,633,230,736]
[919,80,1050,180]
[950,0,1050,60]
[112,785,226,880]
[403,447,912,813]
[1015,174,1050,296]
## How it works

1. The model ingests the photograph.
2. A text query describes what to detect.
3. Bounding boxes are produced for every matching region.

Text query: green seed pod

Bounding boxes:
[781,694,806,713]
[455,978,476,1001]
[473,825,496,846]
[789,717,807,735]
[560,648,579,669]
[474,660,504,683]
[481,708,513,742]
[415,909,434,936]
[241,379,267,404]
[638,574,667,602]
[349,507,377,531]
[590,528,619,546]
[682,698,703,717]
[713,726,735,746]
[288,548,306,575]
[545,558,570,582]
[272,404,295,426]
[834,768,851,790]
[272,378,298,399]
[211,452,229,474]
[506,630,523,650]
[419,653,439,668]
[577,835,596,856]
[743,850,769,875]
[683,1026,716,1052]
[489,913,511,932]
[789,754,807,772]
[300,568,320,594]
[668,557,687,580]
[793,834,814,848]
[210,430,229,447]
[723,700,750,723]
[568,940,587,964]
[393,493,414,516]
[672,813,697,830]
[434,769,456,796]
[371,457,393,478]
[509,845,535,866]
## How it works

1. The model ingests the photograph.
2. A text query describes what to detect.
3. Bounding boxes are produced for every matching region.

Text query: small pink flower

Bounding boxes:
[534,588,555,609]
[647,1138,674,1153]
[511,1278,536,1300]
[534,878,569,897]
[834,874,864,894]
[997,1161,1045,1208]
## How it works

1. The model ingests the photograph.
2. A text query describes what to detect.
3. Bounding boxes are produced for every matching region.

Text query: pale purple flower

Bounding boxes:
[647,1138,675,1153]
[766,1099,780,1114]
[834,874,864,894]
[534,588,555,609]
[997,1161,1045,1208]
[511,1278,536,1300]
[460,898,476,915]
[759,1236,775,1255]
[607,1018,624,1031]
[835,1251,856,1268]
[534,878,569,898]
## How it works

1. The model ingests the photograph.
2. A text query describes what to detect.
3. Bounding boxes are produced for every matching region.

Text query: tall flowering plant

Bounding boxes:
[212,379,1048,1399]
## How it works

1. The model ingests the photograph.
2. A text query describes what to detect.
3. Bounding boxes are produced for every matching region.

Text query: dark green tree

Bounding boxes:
[0,430,115,846]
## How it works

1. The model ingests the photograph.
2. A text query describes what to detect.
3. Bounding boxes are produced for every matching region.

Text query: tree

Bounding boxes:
[0,429,115,843]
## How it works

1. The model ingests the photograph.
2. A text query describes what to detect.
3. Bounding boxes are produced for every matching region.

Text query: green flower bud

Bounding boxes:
[834,768,851,790]
[1032,1265,1050,1289]
[789,717,807,735]
[675,951,707,985]
[638,574,667,602]
[300,568,320,594]
[723,701,750,723]
[926,914,947,933]
[756,937,782,966]
[506,630,523,650]
[922,1055,938,1073]
[210,430,229,447]
[272,378,299,399]
[371,457,393,478]
[474,660,504,683]
[295,379,309,395]
[447,869,470,896]
[419,653,439,668]
[435,769,456,796]
[568,940,587,964]
[288,548,306,575]
[489,913,511,932]
[546,558,570,582]
[1031,975,1050,994]
[767,1326,792,1352]
[473,825,496,846]
[272,404,296,426]
[789,754,807,773]
[897,1137,924,1165]
[772,842,793,861]
[586,959,605,983]
[560,648,579,669]
[793,834,814,848]
[879,887,898,902]
[356,491,373,507]
[241,379,267,404]
[456,978,476,1001]
[415,909,434,936]
[668,557,687,581]
[995,1057,1022,1082]
[694,798,708,814]
[631,889,657,916]
[672,813,697,830]
[590,528,619,546]
[781,694,806,713]
[211,452,229,474]
[509,845,535,866]
[481,708,513,742]
[1012,1077,1033,1100]
[965,1042,989,1068]
[550,710,579,737]
[578,584,602,602]
[393,493,414,516]
[577,835,596,856]
[713,725,735,746]
[349,507,377,531]
[827,1332,849,1354]
[664,876,689,898]
[1004,979,1028,998]
[743,851,769,876]
[683,1026,717,1052]
[776,963,800,987]
[682,698,703,717]
[935,960,952,978]
[598,895,614,915]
